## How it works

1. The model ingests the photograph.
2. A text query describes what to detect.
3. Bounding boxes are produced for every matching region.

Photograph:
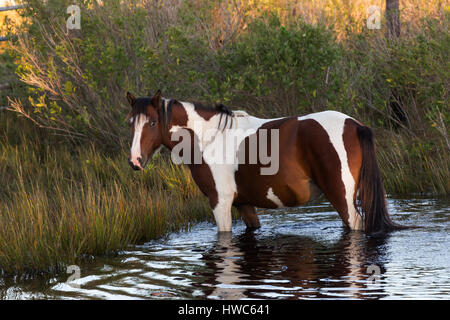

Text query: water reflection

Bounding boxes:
[0,197,448,299]
[203,230,390,299]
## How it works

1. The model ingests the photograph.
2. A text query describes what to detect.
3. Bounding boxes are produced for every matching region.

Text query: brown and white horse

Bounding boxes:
[126,90,406,234]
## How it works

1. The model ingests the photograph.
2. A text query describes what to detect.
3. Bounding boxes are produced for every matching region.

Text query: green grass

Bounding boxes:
[0,114,211,276]
[376,131,450,195]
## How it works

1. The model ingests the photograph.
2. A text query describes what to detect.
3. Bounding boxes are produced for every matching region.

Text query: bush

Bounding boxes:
[8,2,340,144]
[333,16,449,133]
[3,0,449,193]
[10,0,159,146]
[214,14,340,116]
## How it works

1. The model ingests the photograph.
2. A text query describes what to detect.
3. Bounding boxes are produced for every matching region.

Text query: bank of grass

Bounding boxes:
[0,114,211,275]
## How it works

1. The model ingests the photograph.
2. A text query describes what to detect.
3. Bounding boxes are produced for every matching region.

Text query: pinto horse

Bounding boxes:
[126,90,405,234]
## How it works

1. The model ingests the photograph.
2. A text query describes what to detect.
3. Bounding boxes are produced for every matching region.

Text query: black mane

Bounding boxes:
[192,102,234,116]
[193,102,234,131]
[130,97,152,117]
[131,96,234,132]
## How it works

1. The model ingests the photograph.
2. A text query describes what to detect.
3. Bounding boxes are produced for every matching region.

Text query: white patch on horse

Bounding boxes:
[266,187,284,208]
[233,110,249,117]
[130,113,149,166]
[298,111,363,230]
[170,102,274,232]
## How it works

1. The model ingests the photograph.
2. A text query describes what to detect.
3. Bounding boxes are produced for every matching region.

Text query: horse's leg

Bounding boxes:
[312,160,363,230]
[188,163,234,232]
[236,205,260,230]
[305,120,364,231]
[212,193,234,232]
[309,152,363,231]
[320,185,363,231]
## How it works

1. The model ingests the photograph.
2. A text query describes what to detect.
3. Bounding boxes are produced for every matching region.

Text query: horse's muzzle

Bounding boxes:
[128,157,143,171]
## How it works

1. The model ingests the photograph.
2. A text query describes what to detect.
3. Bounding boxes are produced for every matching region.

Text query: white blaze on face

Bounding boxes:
[130,113,149,168]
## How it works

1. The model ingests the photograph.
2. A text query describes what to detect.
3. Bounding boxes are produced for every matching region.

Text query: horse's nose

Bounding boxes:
[128,158,142,171]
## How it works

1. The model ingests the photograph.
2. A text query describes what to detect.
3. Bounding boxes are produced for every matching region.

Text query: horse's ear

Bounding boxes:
[126,92,136,107]
[152,89,162,109]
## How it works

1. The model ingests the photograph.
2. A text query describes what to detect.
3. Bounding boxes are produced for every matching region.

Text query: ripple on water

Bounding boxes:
[0,197,449,300]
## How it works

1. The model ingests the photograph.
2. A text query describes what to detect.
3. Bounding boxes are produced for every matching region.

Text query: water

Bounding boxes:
[1,197,449,300]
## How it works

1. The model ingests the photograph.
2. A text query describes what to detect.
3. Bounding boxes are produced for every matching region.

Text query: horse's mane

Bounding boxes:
[192,102,233,117]
[160,99,237,132]
[131,96,242,132]
[130,97,152,117]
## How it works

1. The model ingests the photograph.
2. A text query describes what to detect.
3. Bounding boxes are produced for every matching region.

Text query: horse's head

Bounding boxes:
[126,90,163,171]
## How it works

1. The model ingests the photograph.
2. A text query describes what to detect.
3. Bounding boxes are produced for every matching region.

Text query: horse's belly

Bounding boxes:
[234,173,321,209]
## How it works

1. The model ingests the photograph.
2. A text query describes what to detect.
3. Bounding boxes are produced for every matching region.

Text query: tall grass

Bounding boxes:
[376,131,450,195]
[0,114,211,275]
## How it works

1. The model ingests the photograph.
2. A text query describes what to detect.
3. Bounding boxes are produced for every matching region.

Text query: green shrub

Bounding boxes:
[217,14,340,116]
[334,15,449,130]
[10,0,159,147]
[3,1,449,194]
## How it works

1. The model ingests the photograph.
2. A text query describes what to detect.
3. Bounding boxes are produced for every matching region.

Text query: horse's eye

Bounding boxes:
[150,120,156,127]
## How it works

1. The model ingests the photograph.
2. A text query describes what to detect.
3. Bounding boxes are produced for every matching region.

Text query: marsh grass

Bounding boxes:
[0,114,211,276]
[377,131,450,195]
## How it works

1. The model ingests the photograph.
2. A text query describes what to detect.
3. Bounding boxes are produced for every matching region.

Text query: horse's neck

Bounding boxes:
[178,101,270,130]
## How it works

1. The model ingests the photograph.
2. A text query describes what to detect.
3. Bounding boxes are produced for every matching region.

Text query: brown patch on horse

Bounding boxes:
[343,118,363,202]
[189,162,219,209]
[190,102,215,121]
[192,102,234,126]
[297,119,350,226]
[234,118,287,208]
[234,117,316,209]
[159,100,189,148]
[159,100,188,130]
[170,100,189,127]
[169,126,219,209]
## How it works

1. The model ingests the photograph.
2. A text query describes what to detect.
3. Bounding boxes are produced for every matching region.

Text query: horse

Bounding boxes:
[125,90,407,234]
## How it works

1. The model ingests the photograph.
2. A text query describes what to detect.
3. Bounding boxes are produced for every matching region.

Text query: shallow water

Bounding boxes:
[1,197,449,300]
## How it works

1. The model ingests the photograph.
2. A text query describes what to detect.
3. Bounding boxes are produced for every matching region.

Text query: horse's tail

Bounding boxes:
[356,125,412,234]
